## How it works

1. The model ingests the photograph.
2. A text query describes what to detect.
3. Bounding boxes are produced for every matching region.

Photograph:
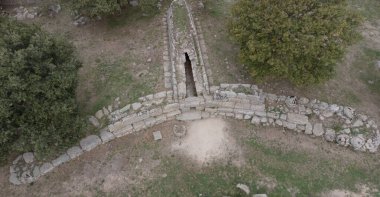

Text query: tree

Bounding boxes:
[71,0,129,18]
[229,0,360,85]
[0,17,82,161]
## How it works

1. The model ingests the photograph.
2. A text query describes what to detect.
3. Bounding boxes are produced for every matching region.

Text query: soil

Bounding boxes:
[172,118,241,165]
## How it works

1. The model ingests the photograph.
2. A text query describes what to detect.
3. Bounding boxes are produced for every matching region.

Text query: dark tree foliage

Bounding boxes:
[229,0,360,85]
[0,17,82,161]
[70,0,129,18]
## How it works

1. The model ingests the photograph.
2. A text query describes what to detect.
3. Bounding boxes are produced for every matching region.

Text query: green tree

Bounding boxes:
[71,0,129,18]
[229,0,360,85]
[0,17,82,161]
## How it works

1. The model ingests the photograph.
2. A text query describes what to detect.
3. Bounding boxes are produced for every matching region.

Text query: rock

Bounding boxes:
[324,129,336,142]
[48,4,61,15]
[287,113,309,125]
[283,121,296,130]
[253,195,268,197]
[95,110,104,119]
[176,111,201,121]
[52,153,70,167]
[298,97,309,105]
[23,152,34,164]
[100,129,115,143]
[377,61,380,70]
[80,135,101,151]
[129,0,139,7]
[153,131,162,141]
[9,172,21,185]
[313,123,324,136]
[285,96,297,108]
[103,107,110,116]
[13,155,22,165]
[147,58,152,63]
[20,170,34,183]
[173,125,187,137]
[236,183,250,195]
[336,134,350,146]
[342,128,351,134]
[73,16,88,27]
[66,146,83,159]
[343,107,355,119]
[89,116,100,127]
[365,139,378,153]
[305,123,313,135]
[40,162,54,175]
[132,102,142,110]
[32,165,40,178]
[329,104,340,112]
[352,119,364,127]
[350,136,365,151]
[251,116,261,125]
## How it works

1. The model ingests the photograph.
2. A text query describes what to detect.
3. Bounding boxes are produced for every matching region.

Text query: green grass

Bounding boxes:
[173,3,188,32]
[117,137,380,196]
[349,0,380,23]
[357,48,380,95]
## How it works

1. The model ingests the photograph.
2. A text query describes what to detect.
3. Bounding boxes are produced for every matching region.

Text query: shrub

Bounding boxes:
[139,0,159,16]
[229,0,360,85]
[0,17,83,161]
[71,0,129,18]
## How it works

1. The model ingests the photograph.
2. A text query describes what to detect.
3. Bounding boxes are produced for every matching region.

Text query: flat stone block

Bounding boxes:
[153,131,162,141]
[52,153,70,167]
[66,146,83,159]
[176,111,202,121]
[40,162,54,175]
[100,130,115,143]
[80,135,101,152]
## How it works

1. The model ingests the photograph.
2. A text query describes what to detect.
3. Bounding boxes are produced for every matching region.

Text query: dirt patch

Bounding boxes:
[172,118,241,165]
[323,185,376,197]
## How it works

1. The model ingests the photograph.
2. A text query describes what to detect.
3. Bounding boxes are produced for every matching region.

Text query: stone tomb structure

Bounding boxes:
[9,0,380,185]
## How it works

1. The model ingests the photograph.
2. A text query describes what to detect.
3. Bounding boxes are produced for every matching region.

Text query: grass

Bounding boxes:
[357,48,380,95]
[173,3,188,32]
[119,136,380,196]
[349,0,380,23]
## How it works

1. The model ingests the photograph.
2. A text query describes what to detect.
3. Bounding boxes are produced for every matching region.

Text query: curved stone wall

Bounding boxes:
[9,84,379,185]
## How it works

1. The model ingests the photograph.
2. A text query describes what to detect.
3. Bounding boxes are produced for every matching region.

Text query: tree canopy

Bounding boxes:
[71,0,129,18]
[0,17,82,161]
[229,0,360,85]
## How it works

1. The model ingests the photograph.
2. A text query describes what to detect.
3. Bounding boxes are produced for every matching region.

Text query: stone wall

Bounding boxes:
[9,84,379,185]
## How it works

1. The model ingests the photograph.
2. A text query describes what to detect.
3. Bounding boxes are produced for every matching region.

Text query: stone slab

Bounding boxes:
[52,153,70,167]
[80,135,101,152]
[66,146,83,159]
[176,111,202,121]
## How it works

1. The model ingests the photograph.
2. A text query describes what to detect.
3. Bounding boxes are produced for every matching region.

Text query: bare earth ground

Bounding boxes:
[1,118,379,196]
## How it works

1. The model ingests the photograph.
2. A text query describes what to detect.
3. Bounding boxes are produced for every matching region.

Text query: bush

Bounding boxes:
[139,0,159,16]
[71,0,129,18]
[0,18,83,161]
[229,0,360,85]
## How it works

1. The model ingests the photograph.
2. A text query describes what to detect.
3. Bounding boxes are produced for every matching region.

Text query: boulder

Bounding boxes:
[66,146,83,159]
[89,116,100,127]
[40,162,54,175]
[80,135,101,151]
[287,113,309,125]
[52,153,70,167]
[23,152,34,163]
[336,134,350,146]
[343,107,355,119]
[312,123,324,136]
[236,183,250,195]
[176,111,202,121]
[350,136,365,151]
[100,129,115,143]
[324,129,336,142]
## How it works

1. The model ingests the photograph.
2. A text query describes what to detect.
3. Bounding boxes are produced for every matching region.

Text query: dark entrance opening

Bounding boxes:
[184,53,197,97]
